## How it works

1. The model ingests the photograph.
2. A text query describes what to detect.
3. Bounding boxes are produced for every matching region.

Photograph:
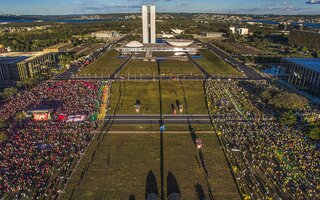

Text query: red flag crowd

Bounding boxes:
[0,80,106,199]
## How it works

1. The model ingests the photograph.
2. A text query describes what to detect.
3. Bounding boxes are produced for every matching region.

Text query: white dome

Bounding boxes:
[126,41,144,47]
[166,39,193,47]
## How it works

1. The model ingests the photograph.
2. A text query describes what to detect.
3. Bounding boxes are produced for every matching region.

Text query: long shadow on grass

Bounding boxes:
[195,183,206,200]
[167,172,182,200]
[145,170,159,200]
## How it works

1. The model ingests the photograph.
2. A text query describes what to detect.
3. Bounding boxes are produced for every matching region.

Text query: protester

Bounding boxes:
[0,80,110,199]
[206,80,320,199]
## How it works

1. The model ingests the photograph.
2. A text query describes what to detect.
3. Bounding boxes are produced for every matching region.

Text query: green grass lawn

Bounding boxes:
[163,133,240,200]
[196,49,242,76]
[159,60,202,75]
[62,132,239,200]
[61,133,160,200]
[161,81,208,114]
[109,81,160,114]
[78,49,125,76]
[120,60,158,76]
[108,80,207,115]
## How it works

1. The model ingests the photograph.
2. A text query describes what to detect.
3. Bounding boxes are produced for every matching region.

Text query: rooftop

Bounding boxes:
[0,52,50,64]
[44,43,72,50]
[122,39,196,49]
[283,58,320,73]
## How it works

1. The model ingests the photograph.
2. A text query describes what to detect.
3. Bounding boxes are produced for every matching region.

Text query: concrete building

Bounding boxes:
[229,26,236,34]
[230,27,249,35]
[91,30,118,40]
[142,5,156,44]
[118,39,199,56]
[162,33,175,38]
[237,28,249,35]
[281,58,320,97]
[0,52,56,80]
[43,43,73,53]
[171,29,184,35]
[200,32,226,38]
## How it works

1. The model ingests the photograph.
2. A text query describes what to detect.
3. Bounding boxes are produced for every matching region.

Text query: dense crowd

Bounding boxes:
[206,80,320,200]
[0,80,109,199]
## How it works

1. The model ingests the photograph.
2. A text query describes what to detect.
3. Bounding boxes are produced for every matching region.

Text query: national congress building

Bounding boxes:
[118,5,199,57]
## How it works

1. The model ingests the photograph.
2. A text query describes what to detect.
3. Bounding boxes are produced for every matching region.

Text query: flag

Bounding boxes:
[90,113,98,121]
[67,115,86,122]
[57,114,67,121]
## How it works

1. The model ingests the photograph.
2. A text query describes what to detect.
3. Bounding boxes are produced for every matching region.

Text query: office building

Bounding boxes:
[281,58,320,97]
[229,27,236,34]
[230,27,249,35]
[91,30,118,40]
[200,32,226,38]
[237,28,249,35]
[142,5,156,44]
[0,52,56,80]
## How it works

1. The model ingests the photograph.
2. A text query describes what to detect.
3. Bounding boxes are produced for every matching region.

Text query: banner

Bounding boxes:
[36,144,52,150]
[67,115,86,122]
[33,113,51,121]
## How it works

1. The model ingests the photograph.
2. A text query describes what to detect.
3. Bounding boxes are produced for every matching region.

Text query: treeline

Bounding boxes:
[0,20,140,52]
[289,30,320,50]
[157,19,230,35]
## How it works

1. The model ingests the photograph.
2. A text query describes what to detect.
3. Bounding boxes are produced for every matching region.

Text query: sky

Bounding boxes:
[0,0,319,15]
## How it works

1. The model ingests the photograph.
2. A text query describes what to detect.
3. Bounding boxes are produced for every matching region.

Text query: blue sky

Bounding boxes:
[0,0,319,15]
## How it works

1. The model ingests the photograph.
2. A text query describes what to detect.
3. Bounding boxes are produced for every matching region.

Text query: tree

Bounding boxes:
[0,132,6,142]
[301,46,308,52]
[0,120,7,129]
[307,125,320,140]
[261,88,279,101]
[281,111,297,126]
[269,93,308,111]
[176,33,193,39]
[2,87,18,99]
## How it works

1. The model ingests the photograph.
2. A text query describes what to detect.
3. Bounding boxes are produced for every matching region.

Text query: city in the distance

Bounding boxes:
[0,0,319,199]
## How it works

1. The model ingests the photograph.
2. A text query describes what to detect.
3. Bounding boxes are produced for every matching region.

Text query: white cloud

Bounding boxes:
[306,0,320,4]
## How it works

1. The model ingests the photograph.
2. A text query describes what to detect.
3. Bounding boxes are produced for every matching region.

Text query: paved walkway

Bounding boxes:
[105,114,211,124]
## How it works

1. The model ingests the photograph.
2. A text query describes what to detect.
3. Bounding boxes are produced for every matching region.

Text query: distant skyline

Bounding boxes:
[0,0,319,15]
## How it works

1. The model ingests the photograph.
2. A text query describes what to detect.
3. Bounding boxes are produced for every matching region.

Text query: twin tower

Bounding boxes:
[142,5,156,44]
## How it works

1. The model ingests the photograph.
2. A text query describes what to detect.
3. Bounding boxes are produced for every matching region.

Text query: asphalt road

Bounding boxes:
[54,42,117,80]
[105,114,211,124]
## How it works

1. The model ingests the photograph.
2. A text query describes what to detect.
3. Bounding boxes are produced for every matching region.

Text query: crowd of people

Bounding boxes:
[206,80,319,200]
[0,80,110,199]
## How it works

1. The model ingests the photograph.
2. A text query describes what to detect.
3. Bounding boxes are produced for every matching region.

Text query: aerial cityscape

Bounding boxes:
[0,0,319,200]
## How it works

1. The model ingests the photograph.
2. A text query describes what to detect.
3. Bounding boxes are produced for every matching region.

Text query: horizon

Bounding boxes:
[0,0,319,15]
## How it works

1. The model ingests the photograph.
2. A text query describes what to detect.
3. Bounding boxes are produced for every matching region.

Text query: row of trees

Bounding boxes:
[0,20,140,52]
[289,30,320,50]
[261,87,319,140]
[0,79,39,100]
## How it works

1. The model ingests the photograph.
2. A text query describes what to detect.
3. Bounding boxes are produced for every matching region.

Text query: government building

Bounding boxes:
[0,52,56,80]
[280,58,320,97]
[118,39,199,56]
[118,5,199,57]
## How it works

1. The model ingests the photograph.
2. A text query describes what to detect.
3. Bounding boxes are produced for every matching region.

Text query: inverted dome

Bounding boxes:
[126,41,144,47]
[166,39,193,47]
